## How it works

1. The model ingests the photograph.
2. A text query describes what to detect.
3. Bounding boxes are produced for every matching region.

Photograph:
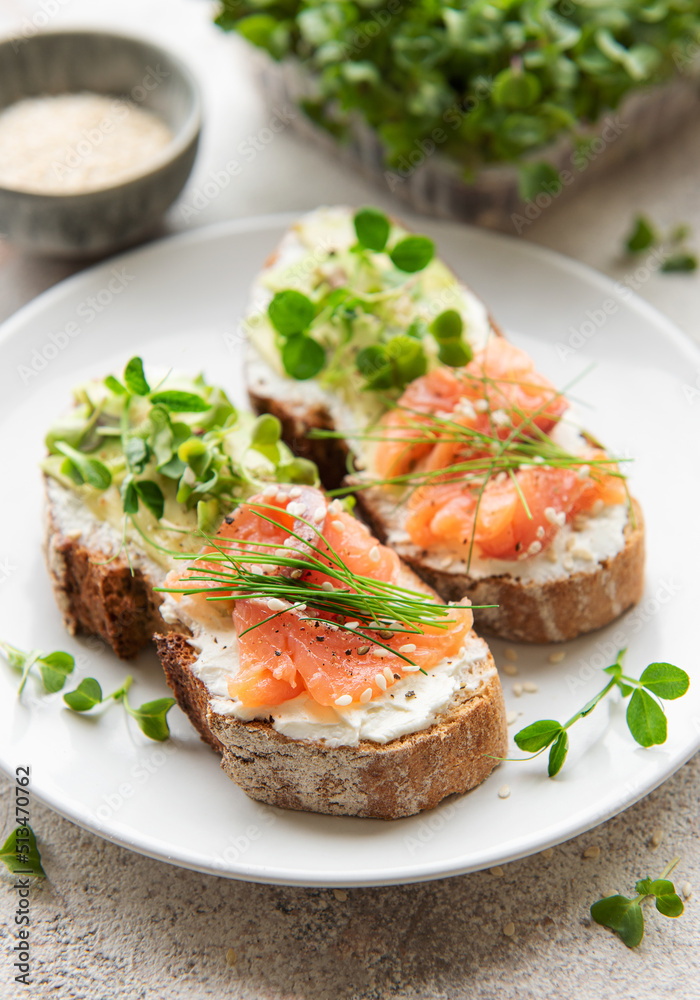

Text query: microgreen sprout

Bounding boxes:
[509,650,689,776]
[62,673,176,742]
[0,825,46,879]
[0,640,75,698]
[624,215,697,273]
[0,639,176,741]
[590,857,685,948]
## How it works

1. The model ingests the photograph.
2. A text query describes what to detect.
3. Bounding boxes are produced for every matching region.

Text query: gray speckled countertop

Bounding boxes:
[1,2,699,998]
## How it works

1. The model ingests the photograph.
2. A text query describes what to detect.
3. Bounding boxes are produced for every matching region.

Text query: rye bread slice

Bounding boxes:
[44,476,172,660]
[154,630,507,820]
[354,487,645,644]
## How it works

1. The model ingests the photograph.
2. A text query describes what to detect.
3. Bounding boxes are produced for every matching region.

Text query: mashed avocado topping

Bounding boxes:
[245,207,492,409]
[42,356,317,567]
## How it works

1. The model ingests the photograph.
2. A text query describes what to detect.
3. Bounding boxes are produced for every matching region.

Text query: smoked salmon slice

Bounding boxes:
[174,487,474,709]
[372,338,626,562]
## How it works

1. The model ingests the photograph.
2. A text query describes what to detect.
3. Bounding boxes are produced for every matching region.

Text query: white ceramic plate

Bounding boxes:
[1,215,699,887]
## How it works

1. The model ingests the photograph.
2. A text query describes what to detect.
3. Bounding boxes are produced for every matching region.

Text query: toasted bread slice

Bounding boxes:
[154,628,506,820]
[355,486,645,644]
[44,476,171,660]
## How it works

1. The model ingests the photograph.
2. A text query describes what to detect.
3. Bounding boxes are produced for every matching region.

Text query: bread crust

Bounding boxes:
[44,476,171,660]
[154,632,507,819]
[356,489,645,643]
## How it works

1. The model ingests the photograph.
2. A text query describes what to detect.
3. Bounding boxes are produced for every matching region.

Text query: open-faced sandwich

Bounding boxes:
[154,485,507,818]
[243,206,645,643]
[42,357,317,658]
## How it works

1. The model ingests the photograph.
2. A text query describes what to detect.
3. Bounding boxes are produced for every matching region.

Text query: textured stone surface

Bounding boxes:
[1,758,699,1000]
[1,2,700,998]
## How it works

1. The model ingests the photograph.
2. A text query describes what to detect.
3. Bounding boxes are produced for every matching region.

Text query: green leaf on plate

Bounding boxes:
[63,677,103,712]
[626,688,667,747]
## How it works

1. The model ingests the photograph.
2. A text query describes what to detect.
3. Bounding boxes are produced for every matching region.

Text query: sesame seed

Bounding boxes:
[262,485,277,497]
[345,622,359,630]
[250,565,265,575]
[276,489,289,502]
[492,409,510,427]
[290,569,303,579]
[288,486,302,499]
[583,845,600,859]
[544,506,558,525]
[312,507,325,523]
[565,536,577,551]
[528,540,542,555]
[321,581,335,592]
[399,643,417,654]
[402,664,421,673]
[225,948,237,967]
[504,647,518,662]
[513,683,523,697]
[474,398,489,412]
[502,922,515,937]
[506,710,518,725]
[334,694,353,707]
[682,882,693,900]
[503,664,518,676]
[549,651,566,663]
[545,547,558,563]
[651,828,663,849]
[360,687,373,704]
[372,646,394,658]
[563,556,574,572]
[331,520,345,532]
[523,682,538,693]
[572,546,595,562]
[498,784,511,799]
[577,465,590,479]
[328,499,343,514]
[383,666,395,683]
[267,598,287,612]
[375,673,388,692]
[536,526,545,540]
[356,645,370,655]
[368,545,381,563]
[542,848,554,860]
[490,866,504,878]
[333,889,348,902]
[572,514,588,532]
[287,501,305,517]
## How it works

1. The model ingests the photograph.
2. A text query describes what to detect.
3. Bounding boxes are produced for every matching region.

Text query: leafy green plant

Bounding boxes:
[513,650,689,776]
[591,858,684,947]
[62,673,176,742]
[215,1,700,187]
[0,640,75,697]
[624,215,697,272]
[0,826,46,878]
[0,640,176,742]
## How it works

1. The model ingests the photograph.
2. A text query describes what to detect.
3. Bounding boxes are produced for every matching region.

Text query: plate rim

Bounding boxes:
[2,213,699,887]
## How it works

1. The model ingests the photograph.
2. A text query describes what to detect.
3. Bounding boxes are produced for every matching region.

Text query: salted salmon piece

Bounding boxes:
[190,485,477,709]
[405,457,627,561]
[374,338,567,479]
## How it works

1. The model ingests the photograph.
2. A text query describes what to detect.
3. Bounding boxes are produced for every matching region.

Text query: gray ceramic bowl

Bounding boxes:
[0,30,201,256]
